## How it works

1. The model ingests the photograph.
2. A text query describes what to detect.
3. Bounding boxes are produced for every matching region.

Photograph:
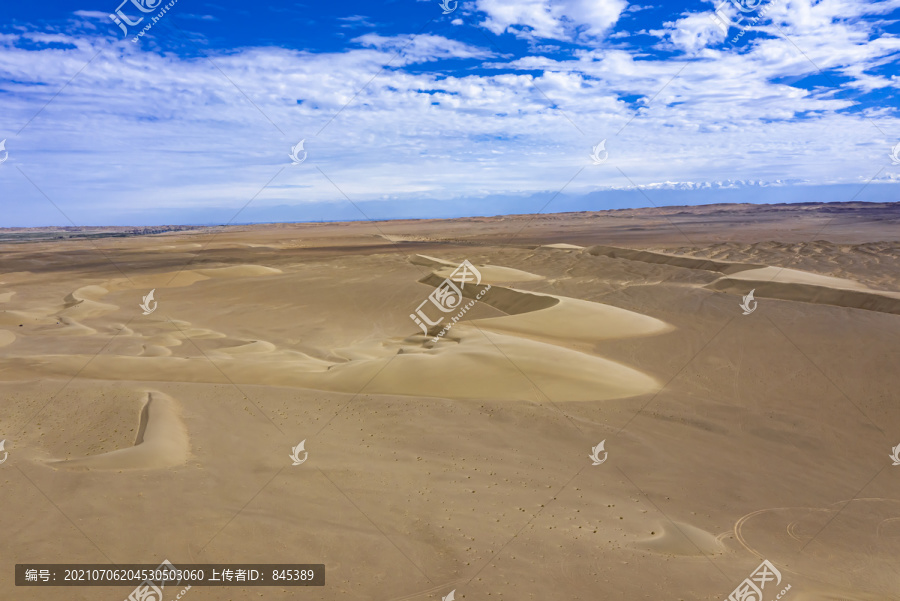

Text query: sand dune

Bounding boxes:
[317,326,661,401]
[0,264,284,349]
[433,263,545,283]
[1,257,670,402]
[416,271,557,315]
[413,254,544,283]
[64,284,111,303]
[726,265,881,290]
[60,285,118,318]
[141,344,172,357]
[48,391,189,470]
[416,261,673,342]
[55,315,97,336]
[588,243,900,315]
[587,244,764,274]
[195,265,282,278]
[7,325,660,402]
[102,264,283,292]
[636,521,721,556]
[158,242,203,249]
[215,340,278,355]
[0,308,51,327]
[707,277,900,314]
[540,243,584,249]
[474,290,673,343]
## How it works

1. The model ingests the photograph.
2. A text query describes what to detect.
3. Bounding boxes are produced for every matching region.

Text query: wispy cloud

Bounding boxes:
[338,15,377,28]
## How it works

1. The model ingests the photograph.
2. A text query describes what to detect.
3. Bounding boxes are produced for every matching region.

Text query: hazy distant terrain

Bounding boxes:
[0,225,202,244]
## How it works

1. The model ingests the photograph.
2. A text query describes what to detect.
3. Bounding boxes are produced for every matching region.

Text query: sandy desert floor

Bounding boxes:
[1,201,899,600]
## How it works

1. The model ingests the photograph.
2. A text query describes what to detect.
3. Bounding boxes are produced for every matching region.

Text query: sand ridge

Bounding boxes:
[588,244,900,315]
[47,390,189,470]
[635,520,722,556]
[0,255,673,402]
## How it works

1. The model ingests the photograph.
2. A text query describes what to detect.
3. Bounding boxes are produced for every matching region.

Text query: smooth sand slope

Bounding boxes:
[1,255,670,402]
[48,391,189,470]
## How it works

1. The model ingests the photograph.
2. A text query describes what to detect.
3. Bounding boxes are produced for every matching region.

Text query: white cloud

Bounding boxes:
[0,1,898,225]
[654,0,900,56]
[72,11,111,20]
[475,0,628,41]
[654,12,726,52]
[352,33,495,63]
[338,14,377,28]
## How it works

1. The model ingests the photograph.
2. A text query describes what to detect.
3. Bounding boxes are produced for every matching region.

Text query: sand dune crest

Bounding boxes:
[587,245,763,274]
[636,521,722,556]
[707,277,900,315]
[49,391,189,470]
[587,244,900,315]
[414,254,544,283]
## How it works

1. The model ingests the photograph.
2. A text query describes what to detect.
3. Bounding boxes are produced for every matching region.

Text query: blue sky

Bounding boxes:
[0,0,899,226]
